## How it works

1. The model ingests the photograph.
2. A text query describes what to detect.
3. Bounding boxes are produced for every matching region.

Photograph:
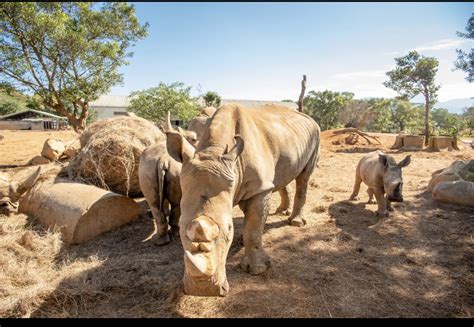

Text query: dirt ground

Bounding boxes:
[0,129,473,317]
[0,130,78,167]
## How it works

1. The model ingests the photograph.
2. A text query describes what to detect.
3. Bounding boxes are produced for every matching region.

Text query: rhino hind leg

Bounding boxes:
[275,185,292,216]
[240,190,272,275]
[349,170,362,201]
[143,207,171,245]
[288,146,319,227]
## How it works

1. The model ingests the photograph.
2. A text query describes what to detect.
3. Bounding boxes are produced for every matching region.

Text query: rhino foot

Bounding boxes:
[150,233,171,246]
[288,215,306,227]
[367,199,375,204]
[275,207,292,216]
[375,210,389,218]
[240,249,271,275]
[349,195,360,201]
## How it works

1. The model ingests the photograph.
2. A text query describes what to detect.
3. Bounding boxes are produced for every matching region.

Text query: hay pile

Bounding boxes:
[68,116,163,197]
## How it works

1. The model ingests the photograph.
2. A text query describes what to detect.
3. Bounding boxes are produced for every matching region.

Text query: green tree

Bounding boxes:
[129,82,200,125]
[0,100,20,116]
[431,108,452,129]
[454,13,473,83]
[304,90,354,130]
[366,99,392,133]
[389,99,423,133]
[462,106,474,135]
[384,51,440,145]
[0,2,148,132]
[202,91,222,108]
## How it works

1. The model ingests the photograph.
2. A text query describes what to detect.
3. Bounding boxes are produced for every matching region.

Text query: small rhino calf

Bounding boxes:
[349,150,411,217]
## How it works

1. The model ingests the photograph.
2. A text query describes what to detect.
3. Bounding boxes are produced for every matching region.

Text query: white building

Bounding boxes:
[89,95,131,119]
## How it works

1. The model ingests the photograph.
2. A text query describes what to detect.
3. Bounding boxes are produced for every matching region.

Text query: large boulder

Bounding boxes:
[428,160,474,207]
[41,139,65,161]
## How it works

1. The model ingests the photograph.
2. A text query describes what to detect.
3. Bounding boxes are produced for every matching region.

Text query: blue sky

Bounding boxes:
[109,2,473,102]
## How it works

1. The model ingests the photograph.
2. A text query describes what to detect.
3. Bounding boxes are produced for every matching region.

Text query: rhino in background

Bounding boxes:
[349,150,411,217]
[165,104,321,296]
[0,167,42,215]
[139,112,197,245]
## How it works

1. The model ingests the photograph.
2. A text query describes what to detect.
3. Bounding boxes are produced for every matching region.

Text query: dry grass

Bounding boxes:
[68,117,163,197]
[0,129,473,317]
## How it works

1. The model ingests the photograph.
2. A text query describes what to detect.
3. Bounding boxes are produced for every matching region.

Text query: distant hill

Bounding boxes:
[434,98,473,114]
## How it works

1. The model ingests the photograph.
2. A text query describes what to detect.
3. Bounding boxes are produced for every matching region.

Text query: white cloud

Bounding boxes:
[331,70,387,80]
[414,38,469,52]
[384,38,470,56]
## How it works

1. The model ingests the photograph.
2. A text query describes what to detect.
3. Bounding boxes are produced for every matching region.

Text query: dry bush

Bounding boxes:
[69,116,163,197]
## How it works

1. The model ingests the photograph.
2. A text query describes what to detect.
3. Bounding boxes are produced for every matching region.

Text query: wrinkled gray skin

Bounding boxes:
[0,167,42,215]
[187,106,293,215]
[349,150,411,217]
[139,113,197,245]
[139,139,184,245]
[166,104,321,297]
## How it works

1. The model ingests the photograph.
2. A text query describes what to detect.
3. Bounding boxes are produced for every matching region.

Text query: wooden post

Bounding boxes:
[298,75,307,113]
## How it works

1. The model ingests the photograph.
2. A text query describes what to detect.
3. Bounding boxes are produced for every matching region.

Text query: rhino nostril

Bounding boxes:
[199,242,213,252]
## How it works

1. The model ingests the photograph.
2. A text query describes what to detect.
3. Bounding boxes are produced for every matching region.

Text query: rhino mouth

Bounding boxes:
[183,271,229,297]
[387,195,403,202]
[0,200,18,215]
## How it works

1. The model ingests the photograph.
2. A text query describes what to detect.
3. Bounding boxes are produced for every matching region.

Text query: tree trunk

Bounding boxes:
[52,102,85,133]
[298,75,307,113]
[424,93,430,146]
[77,101,89,132]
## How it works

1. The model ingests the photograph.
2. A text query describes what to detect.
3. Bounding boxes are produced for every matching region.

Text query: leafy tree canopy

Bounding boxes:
[0,2,148,131]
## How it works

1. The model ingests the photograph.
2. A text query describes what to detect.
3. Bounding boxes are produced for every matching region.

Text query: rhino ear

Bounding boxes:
[10,167,41,200]
[398,155,411,168]
[378,154,388,167]
[223,135,244,162]
[166,131,195,164]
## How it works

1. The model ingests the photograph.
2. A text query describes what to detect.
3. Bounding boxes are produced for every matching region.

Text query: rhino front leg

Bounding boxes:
[240,190,272,275]
[386,196,394,211]
[373,187,388,217]
[275,185,292,216]
[169,205,181,239]
[367,188,375,204]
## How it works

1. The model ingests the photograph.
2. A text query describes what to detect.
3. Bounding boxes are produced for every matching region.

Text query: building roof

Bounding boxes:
[197,98,298,110]
[0,109,66,120]
[90,94,298,111]
[221,99,298,110]
[90,95,131,108]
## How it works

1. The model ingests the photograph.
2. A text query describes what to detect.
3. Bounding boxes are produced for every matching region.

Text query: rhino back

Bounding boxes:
[358,150,384,187]
[198,104,320,198]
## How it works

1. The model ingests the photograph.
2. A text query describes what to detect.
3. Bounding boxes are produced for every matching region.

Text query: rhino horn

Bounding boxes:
[184,250,211,277]
[166,111,174,132]
[186,216,219,242]
[11,167,41,200]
